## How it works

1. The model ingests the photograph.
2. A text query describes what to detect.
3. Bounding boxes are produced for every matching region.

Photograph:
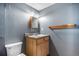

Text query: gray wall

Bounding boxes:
[5,3,39,44]
[39,3,79,56]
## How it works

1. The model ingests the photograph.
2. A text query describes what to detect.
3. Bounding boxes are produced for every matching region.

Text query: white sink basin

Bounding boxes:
[28,34,49,38]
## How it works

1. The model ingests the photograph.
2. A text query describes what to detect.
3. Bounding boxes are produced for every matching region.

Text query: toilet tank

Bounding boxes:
[5,42,22,56]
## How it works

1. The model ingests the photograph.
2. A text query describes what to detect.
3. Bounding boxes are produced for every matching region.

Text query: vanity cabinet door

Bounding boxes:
[26,38,33,56]
[41,37,49,56]
[36,37,49,56]
[37,44,42,55]
[26,38,36,56]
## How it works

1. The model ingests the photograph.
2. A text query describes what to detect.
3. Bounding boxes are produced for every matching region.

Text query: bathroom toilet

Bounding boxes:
[5,42,26,56]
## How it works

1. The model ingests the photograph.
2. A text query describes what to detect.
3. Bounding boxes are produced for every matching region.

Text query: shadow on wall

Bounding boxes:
[0,47,7,56]
[49,36,59,56]
[0,37,7,56]
[21,35,26,55]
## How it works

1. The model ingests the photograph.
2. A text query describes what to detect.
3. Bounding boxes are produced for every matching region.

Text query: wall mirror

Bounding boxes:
[29,16,40,34]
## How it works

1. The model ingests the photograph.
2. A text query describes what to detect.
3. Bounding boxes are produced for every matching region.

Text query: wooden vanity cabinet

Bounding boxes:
[25,36,49,56]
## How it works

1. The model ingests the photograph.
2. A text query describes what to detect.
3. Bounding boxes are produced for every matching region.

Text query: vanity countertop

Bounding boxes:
[27,34,49,39]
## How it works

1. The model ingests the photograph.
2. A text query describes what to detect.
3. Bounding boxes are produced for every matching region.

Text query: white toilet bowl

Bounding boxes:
[5,42,26,56]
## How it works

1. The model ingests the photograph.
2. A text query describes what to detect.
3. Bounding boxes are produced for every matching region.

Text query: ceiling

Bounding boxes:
[26,3,55,11]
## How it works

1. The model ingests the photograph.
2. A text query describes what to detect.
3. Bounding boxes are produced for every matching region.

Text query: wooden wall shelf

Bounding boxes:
[48,24,79,29]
